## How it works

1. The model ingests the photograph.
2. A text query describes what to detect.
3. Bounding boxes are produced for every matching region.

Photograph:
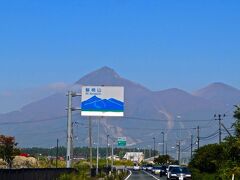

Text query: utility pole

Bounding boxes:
[106,134,109,167]
[148,145,151,158]
[161,132,165,155]
[56,138,59,168]
[71,122,74,163]
[190,135,193,159]
[177,141,180,164]
[96,119,100,175]
[214,114,225,144]
[89,117,93,168]
[66,91,72,168]
[166,142,168,155]
[144,148,146,159]
[197,126,200,150]
[153,137,156,157]
[66,91,81,168]
[111,140,115,171]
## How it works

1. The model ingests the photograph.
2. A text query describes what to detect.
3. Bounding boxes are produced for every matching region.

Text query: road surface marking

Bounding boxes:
[124,170,132,180]
[143,170,161,180]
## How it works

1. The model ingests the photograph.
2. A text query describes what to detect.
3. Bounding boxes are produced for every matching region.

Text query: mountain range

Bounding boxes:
[0,67,239,152]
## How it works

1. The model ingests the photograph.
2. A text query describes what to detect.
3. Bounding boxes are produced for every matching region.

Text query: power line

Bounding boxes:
[119,127,204,131]
[214,114,226,144]
[15,129,66,136]
[116,116,215,122]
[0,113,82,125]
[200,130,219,139]
[200,133,219,141]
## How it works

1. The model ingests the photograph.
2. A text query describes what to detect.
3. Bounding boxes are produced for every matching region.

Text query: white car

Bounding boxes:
[146,164,153,171]
[152,166,162,174]
[168,166,192,180]
[167,165,180,179]
[133,164,140,171]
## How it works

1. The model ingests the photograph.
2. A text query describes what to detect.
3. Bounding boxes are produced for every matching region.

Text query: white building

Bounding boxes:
[123,152,144,163]
[107,155,120,161]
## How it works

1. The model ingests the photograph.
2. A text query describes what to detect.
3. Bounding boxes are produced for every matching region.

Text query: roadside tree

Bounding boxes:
[0,135,20,168]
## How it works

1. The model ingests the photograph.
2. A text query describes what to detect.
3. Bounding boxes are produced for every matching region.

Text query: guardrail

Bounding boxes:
[0,168,78,180]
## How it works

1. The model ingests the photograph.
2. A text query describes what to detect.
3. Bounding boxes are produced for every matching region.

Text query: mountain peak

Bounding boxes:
[75,66,121,85]
[207,82,234,89]
[194,82,240,95]
[89,66,120,78]
[193,82,240,106]
[155,88,190,96]
[98,66,116,72]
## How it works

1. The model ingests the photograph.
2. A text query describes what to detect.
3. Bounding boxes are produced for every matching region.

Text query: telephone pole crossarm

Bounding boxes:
[214,114,226,144]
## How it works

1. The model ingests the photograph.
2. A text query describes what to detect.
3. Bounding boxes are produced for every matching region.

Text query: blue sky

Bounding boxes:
[0,0,240,112]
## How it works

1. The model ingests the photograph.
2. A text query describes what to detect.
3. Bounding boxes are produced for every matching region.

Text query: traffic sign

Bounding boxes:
[81,86,124,117]
[117,137,126,147]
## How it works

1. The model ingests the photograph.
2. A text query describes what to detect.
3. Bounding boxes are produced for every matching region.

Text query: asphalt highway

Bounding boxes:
[127,170,167,180]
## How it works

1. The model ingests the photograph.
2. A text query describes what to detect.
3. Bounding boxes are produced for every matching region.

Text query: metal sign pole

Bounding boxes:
[89,116,93,168]
[66,91,72,168]
[111,141,114,171]
[96,118,100,174]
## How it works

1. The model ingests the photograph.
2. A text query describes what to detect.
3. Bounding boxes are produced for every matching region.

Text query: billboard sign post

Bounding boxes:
[81,86,124,117]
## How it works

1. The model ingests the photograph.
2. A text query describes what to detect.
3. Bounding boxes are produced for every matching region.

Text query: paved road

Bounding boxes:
[127,170,167,180]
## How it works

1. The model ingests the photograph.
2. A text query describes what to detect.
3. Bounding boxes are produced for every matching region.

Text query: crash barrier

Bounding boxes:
[0,168,78,180]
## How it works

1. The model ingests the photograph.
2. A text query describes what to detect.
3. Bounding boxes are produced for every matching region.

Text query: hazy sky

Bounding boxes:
[1,0,240,110]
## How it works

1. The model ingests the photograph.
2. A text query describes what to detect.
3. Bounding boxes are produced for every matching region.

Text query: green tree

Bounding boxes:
[233,105,240,137]
[224,105,240,165]
[189,106,240,179]
[189,143,225,173]
[220,105,240,178]
[0,135,20,168]
[154,154,172,165]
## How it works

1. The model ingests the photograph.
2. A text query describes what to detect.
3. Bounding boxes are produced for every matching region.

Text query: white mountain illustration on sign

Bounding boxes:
[82,95,124,111]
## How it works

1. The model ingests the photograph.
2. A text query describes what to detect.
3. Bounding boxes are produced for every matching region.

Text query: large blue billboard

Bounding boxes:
[81,86,124,117]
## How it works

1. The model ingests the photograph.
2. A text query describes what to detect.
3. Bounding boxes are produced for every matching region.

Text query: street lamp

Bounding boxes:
[161,132,165,155]
[176,141,181,165]
[158,143,162,155]
[153,137,156,157]
[106,134,109,167]
[111,140,115,171]
[147,145,151,158]
[171,146,176,160]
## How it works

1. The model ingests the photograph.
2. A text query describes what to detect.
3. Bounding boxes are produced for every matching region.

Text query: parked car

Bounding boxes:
[167,166,192,180]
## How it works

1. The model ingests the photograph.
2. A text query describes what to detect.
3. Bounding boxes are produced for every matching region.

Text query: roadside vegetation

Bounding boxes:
[59,159,129,180]
[0,135,20,168]
[153,154,178,165]
[189,105,240,179]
